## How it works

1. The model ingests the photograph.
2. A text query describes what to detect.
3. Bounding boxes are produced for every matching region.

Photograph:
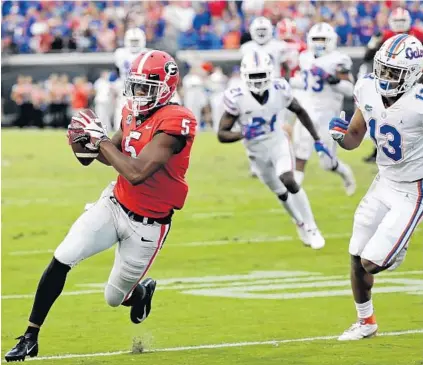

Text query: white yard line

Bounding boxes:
[6,329,421,362]
[3,270,421,300]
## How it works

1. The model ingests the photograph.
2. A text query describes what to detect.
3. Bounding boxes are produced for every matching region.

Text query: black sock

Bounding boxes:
[25,326,40,340]
[28,257,71,327]
[121,285,145,307]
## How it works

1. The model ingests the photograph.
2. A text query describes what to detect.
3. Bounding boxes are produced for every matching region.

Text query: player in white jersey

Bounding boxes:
[290,23,356,195]
[217,51,336,249]
[112,28,146,130]
[241,16,293,78]
[329,34,423,340]
[241,16,293,177]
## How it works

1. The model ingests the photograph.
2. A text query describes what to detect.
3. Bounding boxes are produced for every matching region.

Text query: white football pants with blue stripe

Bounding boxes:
[349,175,422,267]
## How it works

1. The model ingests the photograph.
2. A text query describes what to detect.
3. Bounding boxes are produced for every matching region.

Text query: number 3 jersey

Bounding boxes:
[113,103,197,217]
[298,50,352,122]
[223,78,294,148]
[354,75,423,183]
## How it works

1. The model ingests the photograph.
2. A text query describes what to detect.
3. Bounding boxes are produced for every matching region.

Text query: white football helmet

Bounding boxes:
[124,28,146,54]
[240,51,274,95]
[249,17,273,45]
[307,22,338,57]
[374,34,423,97]
[388,8,412,33]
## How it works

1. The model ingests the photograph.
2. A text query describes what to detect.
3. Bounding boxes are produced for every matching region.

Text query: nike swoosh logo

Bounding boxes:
[145,126,152,129]
[27,344,36,355]
[137,307,147,322]
[141,237,153,242]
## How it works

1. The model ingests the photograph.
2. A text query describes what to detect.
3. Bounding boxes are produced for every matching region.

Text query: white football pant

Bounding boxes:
[349,175,422,267]
[54,183,171,307]
[245,133,295,195]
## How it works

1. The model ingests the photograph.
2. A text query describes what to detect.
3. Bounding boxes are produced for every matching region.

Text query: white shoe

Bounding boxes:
[296,223,310,246]
[338,320,378,341]
[343,165,356,196]
[387,246,408,271]
[308,228,325,250]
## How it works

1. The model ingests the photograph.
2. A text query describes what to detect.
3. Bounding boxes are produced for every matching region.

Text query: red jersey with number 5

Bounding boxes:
[114,103,197,218]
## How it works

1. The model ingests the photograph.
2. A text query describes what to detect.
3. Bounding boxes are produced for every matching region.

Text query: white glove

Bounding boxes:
[71,110,109,150]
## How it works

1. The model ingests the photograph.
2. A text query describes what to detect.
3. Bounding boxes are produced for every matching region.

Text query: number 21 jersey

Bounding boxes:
[114,103,197,217]
[354,75,423,183]
[223,78,294,147]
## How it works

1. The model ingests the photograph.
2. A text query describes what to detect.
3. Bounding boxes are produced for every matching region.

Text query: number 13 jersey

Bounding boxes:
[114,102,197,217]
[355,74,423,183]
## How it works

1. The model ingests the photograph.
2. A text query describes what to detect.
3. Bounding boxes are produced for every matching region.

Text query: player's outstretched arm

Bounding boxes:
[329,109,367,150]
[287,98,319,141]
[217,111,242,143]
[98,132,184,185]
[96,129,123,166]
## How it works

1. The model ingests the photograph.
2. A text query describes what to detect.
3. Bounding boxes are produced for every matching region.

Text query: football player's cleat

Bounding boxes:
[338,318,378,341]
[296,223,311,246]
[307,228,325,250]
[4,335,38,362]
[130,278,156,324]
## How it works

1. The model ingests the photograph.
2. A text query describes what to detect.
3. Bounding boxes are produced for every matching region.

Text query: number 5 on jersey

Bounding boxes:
[124,131,142,157]
[181,119,191,135]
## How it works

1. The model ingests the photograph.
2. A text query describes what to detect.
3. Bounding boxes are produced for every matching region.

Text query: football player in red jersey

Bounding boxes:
[277,18,307,139]
[5,50,197,362]
[276,18,306,78]
[359,7,423,163]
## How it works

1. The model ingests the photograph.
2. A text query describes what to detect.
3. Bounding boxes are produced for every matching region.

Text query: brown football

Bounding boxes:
[70,109,100,166]
[72,141,99,166]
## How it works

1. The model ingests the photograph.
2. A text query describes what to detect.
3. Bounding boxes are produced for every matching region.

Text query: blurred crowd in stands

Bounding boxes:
[8,62,239,131]
[2,0,423,54]
[10,73,94,128]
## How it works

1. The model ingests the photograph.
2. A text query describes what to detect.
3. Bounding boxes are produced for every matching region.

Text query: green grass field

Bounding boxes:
[2,129,422,365]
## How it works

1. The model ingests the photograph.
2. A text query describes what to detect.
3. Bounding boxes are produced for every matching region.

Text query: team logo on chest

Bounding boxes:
[126,114,132,125]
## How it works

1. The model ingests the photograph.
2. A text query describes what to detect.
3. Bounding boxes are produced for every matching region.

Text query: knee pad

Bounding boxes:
[104,283,126,307]
[280,174,299,194]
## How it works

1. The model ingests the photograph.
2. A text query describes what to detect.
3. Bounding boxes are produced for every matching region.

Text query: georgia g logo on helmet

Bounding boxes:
[164,61,178,76]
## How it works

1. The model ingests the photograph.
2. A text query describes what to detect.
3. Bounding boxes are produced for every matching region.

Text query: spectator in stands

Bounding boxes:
[335,12,353,46]
[2,1,423,53]
[71,76,93,115]
[192,2,211,31]
[11,75,34,128]
[197,25,221,49]
[178,27,199,49]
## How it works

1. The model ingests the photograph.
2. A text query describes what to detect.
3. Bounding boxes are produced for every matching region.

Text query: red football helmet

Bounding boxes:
[277,18,297,41]
[124,50,179,116]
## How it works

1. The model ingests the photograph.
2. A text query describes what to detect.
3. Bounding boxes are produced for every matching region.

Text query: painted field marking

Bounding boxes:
[3,270,422,300]
[5,329,422,362]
